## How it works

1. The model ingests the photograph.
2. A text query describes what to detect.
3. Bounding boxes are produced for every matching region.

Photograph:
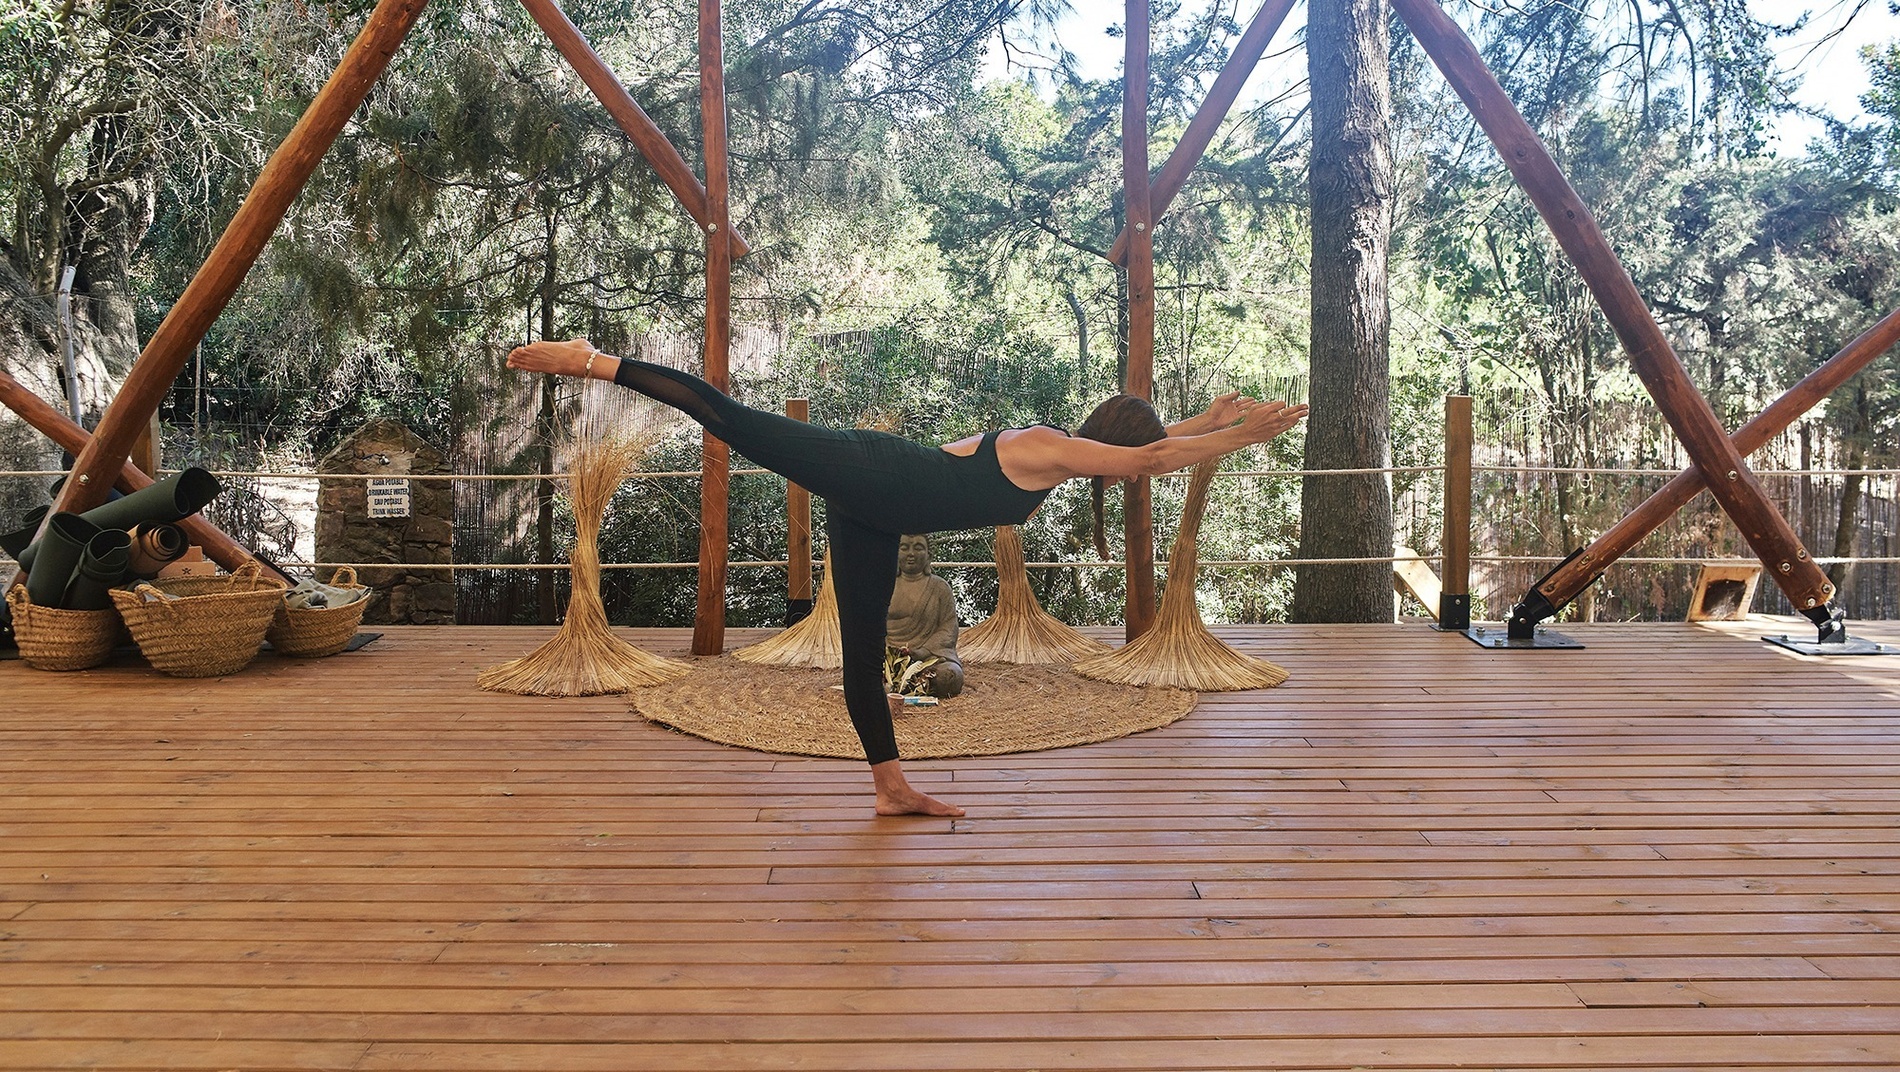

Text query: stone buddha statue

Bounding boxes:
[886,533,964,697]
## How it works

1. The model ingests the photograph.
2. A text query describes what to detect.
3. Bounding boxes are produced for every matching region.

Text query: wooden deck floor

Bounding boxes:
[3,618,1900,1071]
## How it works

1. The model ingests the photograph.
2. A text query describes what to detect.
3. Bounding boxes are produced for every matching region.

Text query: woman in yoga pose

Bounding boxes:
[508,338,1307,817]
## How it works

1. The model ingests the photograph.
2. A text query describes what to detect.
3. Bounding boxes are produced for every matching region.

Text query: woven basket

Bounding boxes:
[6,585,119,672]
[266,566,370,658]
[108,563,287,677]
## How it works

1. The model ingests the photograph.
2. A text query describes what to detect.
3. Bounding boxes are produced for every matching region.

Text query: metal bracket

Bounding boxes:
[1464,621,1584,649]
[1762,603,1898,656]
[1763,633,1899,656]
[1435,592,1471,632]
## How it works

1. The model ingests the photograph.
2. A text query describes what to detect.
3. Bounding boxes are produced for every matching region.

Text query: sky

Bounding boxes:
[1001,1,1899,151]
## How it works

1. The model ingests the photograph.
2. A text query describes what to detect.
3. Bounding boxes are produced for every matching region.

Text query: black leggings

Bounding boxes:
[612,359,904,764]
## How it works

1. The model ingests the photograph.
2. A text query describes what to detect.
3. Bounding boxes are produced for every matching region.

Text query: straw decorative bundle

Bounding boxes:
[478,431,689,696]
[960,525,1111,664]
[1073,460,1289,690]
[734,552,842,669]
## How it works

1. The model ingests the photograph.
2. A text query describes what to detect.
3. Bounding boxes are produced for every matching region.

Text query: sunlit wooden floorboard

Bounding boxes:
[3,617,1898,1070]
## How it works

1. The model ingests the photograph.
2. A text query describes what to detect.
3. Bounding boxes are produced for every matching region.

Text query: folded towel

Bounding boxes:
[285,579,368,611]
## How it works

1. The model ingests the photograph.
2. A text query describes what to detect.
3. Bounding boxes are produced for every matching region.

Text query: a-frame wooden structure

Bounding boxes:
[20,0,1895,649]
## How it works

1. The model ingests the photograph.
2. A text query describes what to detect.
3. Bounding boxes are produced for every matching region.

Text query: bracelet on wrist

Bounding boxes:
[584,349,600,379]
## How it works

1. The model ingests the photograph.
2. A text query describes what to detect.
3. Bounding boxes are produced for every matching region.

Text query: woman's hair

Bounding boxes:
[1073,394,1167,559]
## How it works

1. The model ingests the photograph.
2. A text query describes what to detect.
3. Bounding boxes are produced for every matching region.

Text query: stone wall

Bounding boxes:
[315,419,455,625]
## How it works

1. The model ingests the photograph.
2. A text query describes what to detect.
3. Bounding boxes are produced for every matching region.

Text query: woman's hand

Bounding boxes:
[506,338,596,378]
[1201,390,1255,428]
[1239,400,1308,444]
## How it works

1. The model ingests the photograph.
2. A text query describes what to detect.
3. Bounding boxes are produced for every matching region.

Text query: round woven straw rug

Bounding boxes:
[628,657,1197,759]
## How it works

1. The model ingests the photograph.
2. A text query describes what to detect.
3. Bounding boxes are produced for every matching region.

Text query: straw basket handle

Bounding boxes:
[129,582,183,621]
[5,585,27,612]
[329,566,358,587]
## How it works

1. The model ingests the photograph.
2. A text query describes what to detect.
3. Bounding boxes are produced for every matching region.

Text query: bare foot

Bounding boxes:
[506,338,592,378]
[871,759,965,817]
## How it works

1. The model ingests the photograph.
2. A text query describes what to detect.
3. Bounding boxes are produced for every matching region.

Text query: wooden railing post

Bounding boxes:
[785,398,813,626]
[1440,394,1472,629]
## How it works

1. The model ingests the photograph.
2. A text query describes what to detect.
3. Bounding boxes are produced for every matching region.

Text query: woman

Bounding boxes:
[507,338,1307,817]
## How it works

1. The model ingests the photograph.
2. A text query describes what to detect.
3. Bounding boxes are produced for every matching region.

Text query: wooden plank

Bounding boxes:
[4,621,1900,1070]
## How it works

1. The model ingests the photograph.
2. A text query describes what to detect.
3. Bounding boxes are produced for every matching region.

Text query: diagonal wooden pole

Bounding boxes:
[1121,0,1157,640]
[515,0,749,258]
[51,0,433,521]
[692,0,733,656]
[1391,0,1836,618]
[1524,306,1900,619]
[0,369,291,584]
[1107,0,1297,266]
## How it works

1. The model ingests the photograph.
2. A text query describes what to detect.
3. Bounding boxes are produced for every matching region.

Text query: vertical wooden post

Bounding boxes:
[513,0,748,256]
[1121,0,1158,641]
[1108,0,1297,266]
[785,397,813,626]
[51,0,432,518]
[1390,0,1835,615]
[691,0,732,656]
[1440,394,1472,629]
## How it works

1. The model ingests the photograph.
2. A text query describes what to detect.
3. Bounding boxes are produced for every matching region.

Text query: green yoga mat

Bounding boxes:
[14,468,221,574]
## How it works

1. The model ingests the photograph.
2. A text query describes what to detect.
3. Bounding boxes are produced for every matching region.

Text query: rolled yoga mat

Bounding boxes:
[24,513,100,609]
[125,523,189,579]
[15,467,221,574]
[1,504,49,560]
[64,529,132,611]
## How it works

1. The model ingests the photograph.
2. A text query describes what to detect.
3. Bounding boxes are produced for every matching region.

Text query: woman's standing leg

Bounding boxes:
[826,512,964,817]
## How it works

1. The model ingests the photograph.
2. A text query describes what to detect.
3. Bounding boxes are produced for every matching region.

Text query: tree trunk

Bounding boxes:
[1293,0,1394,623]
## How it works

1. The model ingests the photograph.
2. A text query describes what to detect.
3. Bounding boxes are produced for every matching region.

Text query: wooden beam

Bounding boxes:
[0,369,290,584]
[515,0,750,258]
[1107,0,1296,266]
[51,0,432,521]
[1122,0,1157,640]
[1532,305,1900,612]
[1390,0,1835,614]
[691,0,733,657]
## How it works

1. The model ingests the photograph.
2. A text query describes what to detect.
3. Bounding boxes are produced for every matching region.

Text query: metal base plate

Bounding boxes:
[1463,624,1584,649]
[1762,634,1899,656]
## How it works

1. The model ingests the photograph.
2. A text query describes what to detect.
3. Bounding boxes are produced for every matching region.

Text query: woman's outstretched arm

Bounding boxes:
[1165,390,1255,437]
[1007,401,1307,487]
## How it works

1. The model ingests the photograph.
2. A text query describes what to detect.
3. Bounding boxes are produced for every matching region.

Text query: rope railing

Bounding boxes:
[5,450,1893,597]
[260,554,1896,573]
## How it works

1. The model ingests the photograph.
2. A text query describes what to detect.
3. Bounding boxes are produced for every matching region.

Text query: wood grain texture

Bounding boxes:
[2,619,1898,1070]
